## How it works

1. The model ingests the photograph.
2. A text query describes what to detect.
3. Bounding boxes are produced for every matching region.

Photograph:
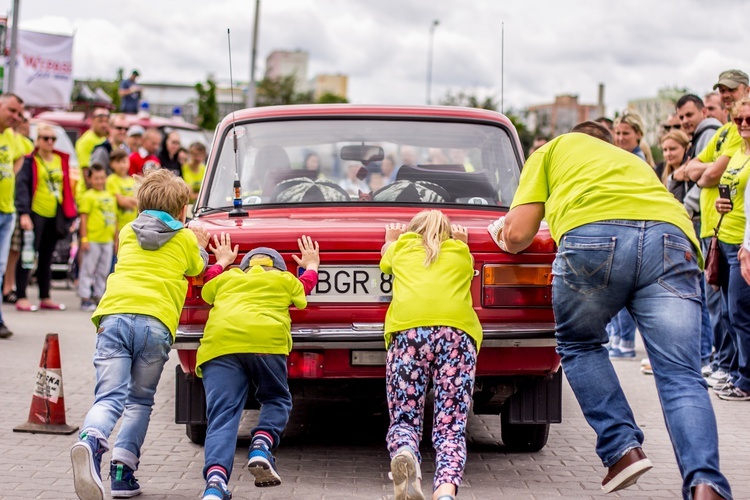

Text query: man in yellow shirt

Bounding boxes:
[0,93,24,339]
[490,122,731,500]
[75,108,110,198]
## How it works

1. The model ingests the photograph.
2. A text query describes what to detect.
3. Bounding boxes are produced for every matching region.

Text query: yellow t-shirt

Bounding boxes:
[0,128,18,214]
[106,173,137,229]
[697,123,744,238]
[92,224,206,337]
[512,133,702,266]
[75,130,106,168]
[196,266,307,375]
[31,154,63,218]
[78,189,117,244]
[15,133,34,158]
[181,163,206,194]
[716,150,750,244]
[380,233,481,349]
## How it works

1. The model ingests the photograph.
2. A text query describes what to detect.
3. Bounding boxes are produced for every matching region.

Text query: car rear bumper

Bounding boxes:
[173,322,557,350]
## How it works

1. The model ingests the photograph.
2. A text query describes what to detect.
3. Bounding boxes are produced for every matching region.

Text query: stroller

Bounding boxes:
[50,218,78,289]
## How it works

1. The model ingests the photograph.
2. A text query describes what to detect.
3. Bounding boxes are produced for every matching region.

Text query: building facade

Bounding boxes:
[312,74,348,100]
[525,94,599,138]
[627,87,686,146]
[265,50,309,92]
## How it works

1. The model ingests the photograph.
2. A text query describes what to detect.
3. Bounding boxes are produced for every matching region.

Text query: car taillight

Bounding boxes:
[482,264,553,307]
[288,352,323,378]
[185,274,204,299]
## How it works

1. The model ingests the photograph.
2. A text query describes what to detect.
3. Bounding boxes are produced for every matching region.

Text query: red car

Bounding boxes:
[32,110,210,148]
[175,104,561,451]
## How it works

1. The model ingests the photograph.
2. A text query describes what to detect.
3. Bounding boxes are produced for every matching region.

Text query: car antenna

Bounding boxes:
[227,28,248,217]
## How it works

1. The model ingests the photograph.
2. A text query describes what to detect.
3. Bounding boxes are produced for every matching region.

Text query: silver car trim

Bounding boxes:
[173,323,556,350]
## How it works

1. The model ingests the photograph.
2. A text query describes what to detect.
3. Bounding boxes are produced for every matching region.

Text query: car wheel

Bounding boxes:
[500,410,549,452]
[186,423,207,445]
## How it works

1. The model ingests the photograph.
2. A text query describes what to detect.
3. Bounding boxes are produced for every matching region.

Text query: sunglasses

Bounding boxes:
[114,126,128,131]
[663,124,681,131]
[733,116,750,126]
[38,135,57,142]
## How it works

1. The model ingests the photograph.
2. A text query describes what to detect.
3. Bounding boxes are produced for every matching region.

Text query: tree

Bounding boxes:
[195,77,220,130]
[255,75,314,107]
[316,92,348,104]
[505,109,534,156]
[439,89,498,111]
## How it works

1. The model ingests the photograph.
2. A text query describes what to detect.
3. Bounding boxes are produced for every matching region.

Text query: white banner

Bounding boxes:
[9,30,74,107]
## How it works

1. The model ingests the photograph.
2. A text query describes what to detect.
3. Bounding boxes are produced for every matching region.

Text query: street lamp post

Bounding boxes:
[426,19,439,105]
[246,0,261,108]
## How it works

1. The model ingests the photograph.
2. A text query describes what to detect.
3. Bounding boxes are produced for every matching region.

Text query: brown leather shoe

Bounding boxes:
[601,447,653,493]
[693,484,725,499]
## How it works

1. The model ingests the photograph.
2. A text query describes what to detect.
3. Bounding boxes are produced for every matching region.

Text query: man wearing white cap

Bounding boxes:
[125,125,144,155]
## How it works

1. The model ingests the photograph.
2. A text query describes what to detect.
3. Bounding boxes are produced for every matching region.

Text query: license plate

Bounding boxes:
[303,265,393,302]
[351,350,387,366]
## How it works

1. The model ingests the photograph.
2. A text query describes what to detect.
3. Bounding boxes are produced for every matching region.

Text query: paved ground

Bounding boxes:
[1,287,748,499]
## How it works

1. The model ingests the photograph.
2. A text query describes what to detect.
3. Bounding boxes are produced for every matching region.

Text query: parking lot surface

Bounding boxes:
[1,287,748,499]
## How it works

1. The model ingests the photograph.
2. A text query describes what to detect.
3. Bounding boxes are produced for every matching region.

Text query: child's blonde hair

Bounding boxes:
[407,209,451,267]
[136,168,190,218]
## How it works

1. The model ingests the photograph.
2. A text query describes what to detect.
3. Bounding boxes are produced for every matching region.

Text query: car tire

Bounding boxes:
[500,410,549,452]
[186,423,207,445]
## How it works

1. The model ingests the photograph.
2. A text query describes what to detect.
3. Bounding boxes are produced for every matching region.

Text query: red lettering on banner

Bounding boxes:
[21,54,72,75]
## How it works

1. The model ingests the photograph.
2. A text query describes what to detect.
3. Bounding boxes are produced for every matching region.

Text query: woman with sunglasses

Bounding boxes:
[711,97,750,401]
[13,123,77,311]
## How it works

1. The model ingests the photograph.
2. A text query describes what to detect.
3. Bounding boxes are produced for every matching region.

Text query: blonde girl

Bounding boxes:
[380,210,481,500]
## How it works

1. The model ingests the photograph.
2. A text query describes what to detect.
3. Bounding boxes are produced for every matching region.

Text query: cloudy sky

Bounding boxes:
[6,0,750,115]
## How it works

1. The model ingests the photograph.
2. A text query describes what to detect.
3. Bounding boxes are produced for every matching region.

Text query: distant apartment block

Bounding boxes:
[312,74,348,100]
[627,87,685,146]
[265,50,309,92]
[525,94,600,138]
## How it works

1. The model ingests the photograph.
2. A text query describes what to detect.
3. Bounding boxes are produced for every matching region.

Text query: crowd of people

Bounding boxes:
[589,70,750,410]
[1,67,745,500]
[0,100,207,330]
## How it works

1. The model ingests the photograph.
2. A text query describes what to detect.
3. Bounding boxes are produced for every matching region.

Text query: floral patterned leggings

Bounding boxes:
[386,326,477,490]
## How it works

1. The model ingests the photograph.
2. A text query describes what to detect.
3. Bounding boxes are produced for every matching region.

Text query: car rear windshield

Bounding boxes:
[203,118,520,209]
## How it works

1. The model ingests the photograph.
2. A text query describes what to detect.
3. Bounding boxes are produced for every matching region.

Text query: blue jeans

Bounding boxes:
[606,308,636,349]
[0,211,15,325]
[553,221,731,500]
[718,241,750,392]
[201,353,292,480]
[80,314,172,470]
[702,237,735,371]
[698,278,714,365]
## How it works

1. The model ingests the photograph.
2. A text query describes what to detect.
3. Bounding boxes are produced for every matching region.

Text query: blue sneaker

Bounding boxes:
[110,462,141,497]
[246,443,282,487]
[609,348,636,360]
[202,479,232,500]
[70,431,105,500]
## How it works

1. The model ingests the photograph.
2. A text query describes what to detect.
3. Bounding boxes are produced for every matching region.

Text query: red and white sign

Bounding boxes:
[9,30,74,107]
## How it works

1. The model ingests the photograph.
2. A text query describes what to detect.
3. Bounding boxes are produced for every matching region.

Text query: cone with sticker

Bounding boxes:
[14,333,78,435]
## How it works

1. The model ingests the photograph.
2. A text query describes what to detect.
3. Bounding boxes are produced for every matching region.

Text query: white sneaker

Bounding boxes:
[640,358,652,375]
[701,364,714,378]
[390,447,424,500]
[706,369,730,387]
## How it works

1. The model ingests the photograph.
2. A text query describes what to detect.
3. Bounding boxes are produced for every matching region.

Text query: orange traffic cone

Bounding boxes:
[14,333,78,435]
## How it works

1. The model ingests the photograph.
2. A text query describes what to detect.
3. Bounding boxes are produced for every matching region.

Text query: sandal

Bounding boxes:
[40,301,66,311]
[2,291,17,304]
